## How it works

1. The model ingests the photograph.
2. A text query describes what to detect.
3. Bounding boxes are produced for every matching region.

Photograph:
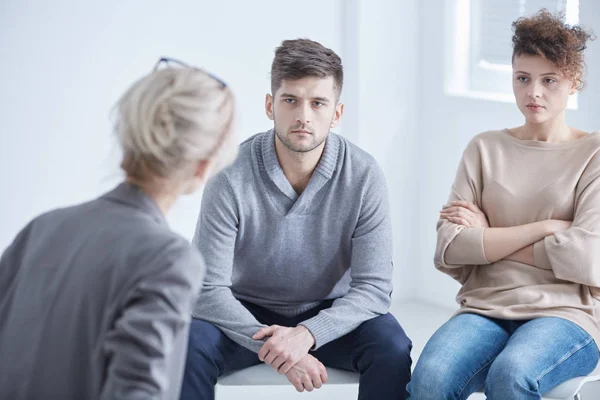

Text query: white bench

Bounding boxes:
[219,364,359,386]
[217,364,359,399]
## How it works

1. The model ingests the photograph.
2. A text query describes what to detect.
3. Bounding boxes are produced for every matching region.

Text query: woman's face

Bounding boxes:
[512,54,576,124]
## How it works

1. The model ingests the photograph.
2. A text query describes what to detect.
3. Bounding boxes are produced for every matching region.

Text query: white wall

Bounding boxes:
[349,0,421,300]
[413,0,600,308]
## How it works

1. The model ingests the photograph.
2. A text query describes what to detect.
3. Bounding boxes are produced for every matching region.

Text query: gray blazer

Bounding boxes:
[0,183,204,400]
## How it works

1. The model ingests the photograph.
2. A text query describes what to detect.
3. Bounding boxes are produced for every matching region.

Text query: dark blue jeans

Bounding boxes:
[180,300,412,400]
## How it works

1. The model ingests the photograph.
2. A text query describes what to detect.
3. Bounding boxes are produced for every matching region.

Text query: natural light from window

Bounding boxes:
[445,0,580,109]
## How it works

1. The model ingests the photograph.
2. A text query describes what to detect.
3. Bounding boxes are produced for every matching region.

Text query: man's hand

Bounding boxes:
[284,354,328,392]
[252,325,315,374]
[440,201,489,228]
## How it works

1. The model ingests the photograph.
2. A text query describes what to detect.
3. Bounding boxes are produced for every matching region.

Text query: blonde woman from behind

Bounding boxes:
[0,57,237,400]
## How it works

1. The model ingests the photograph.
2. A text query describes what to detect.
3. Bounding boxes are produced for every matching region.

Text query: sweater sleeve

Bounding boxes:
[299,162,394,349]
[434,139,491,283]
[532,150,600,286]
[191,173,267,353]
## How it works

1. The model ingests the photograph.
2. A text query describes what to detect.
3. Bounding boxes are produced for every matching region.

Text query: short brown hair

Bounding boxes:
[512,9,595,90]
[271,38,343,100]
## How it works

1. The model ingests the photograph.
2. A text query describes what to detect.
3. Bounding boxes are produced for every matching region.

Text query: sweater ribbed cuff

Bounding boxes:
[533,239,552,270]
[465,227,490,264]
[298,314,339,350]
[445,227,490,265]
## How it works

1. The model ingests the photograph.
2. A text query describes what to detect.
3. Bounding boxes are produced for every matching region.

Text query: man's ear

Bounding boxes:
[330,102,344,128]
[265,93,275,121]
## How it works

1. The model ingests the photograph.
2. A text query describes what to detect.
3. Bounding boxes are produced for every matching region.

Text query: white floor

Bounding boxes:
[214,300,597,400]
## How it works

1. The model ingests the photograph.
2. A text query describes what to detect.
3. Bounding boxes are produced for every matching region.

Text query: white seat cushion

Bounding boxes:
[218,363,359,386]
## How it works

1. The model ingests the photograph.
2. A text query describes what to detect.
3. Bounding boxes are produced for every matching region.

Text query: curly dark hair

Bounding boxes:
[512,9,595,90]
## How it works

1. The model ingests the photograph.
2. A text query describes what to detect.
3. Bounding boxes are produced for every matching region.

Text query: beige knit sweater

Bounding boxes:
[435,129,600,345]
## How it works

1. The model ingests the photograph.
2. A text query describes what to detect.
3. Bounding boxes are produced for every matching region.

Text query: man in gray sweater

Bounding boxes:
[180,39,412,400]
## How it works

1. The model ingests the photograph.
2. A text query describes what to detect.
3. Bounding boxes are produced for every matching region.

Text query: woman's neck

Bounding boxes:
[518,113,574,143]
[125,177,180,215]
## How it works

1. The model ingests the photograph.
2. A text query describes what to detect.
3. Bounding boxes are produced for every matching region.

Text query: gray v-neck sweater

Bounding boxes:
[192,130,394,352]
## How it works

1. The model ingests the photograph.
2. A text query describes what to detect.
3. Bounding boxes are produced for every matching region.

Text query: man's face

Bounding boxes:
[265,76,343,153]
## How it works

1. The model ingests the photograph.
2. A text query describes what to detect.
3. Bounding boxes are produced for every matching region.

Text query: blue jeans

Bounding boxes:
[407,313,599,400]
[180,300,412,400]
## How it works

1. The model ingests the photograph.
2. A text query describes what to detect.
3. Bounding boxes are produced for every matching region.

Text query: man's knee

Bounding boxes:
[360,314,412,368]
[186,319,227,376]
[372,335,412,365]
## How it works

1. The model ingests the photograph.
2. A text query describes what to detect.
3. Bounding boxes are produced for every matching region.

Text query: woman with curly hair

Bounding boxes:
[407,10,598,400]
